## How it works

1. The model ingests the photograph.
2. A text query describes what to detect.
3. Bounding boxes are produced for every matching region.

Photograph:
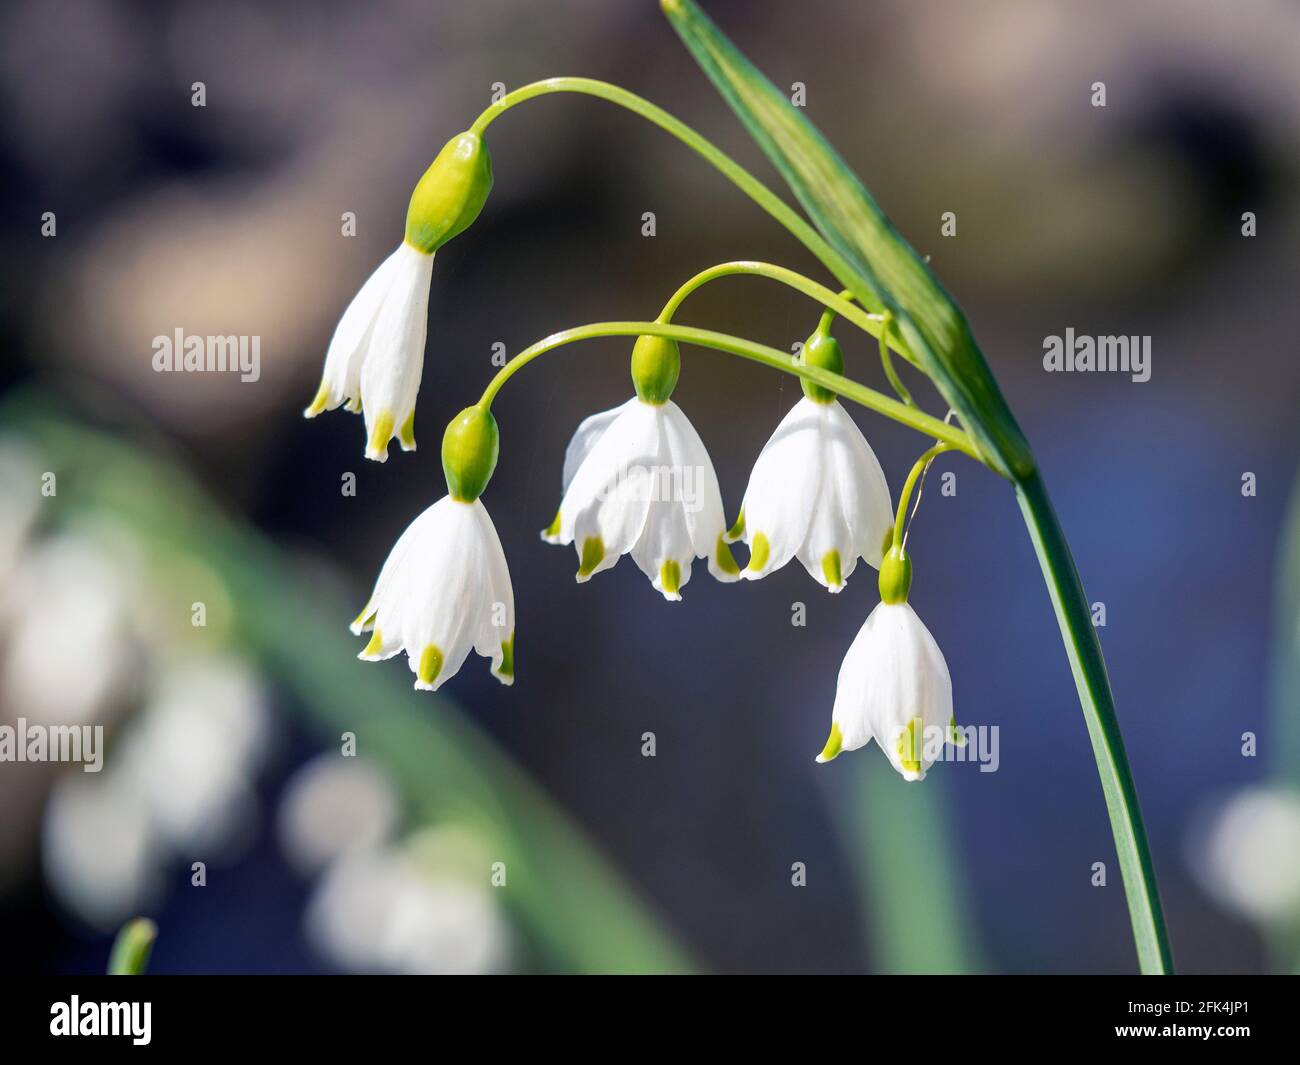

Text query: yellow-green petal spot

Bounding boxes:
[726,508,745,541]
[352,604,376,630]
[368,410,395,457]
[398,410,416,449]
[816,722,843,763]
[498,633,515,679]
[949,715,967,747]
[821,549,842,588]
[417,644,444,687]
[715,535,739,576]
[747,531,771,573]
[878,544,912,604]
[897,717,924,777]
[798,329,844,404]
[659,559,681,596]
[542,509,562,539]
[362,628,384,656]
[305,383,330,417]
[405,131,493,255]
[441,405,499,501]
[630,334,681,404]
[578,536,605,578]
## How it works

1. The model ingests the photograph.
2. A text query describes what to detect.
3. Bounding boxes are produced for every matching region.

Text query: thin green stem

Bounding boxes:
[656,261,914,363]
[878,313,916,408]
[478,321,979,460]
[892,443,954,547]
[469,78,886,316]
[1015,470,1173,974]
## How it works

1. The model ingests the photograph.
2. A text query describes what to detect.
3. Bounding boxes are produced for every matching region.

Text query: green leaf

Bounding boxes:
[660,0,1033,480]
[108,918,157,975]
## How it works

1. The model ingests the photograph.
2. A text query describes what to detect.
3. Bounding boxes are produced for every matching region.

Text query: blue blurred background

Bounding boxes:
[1,0,1297,974]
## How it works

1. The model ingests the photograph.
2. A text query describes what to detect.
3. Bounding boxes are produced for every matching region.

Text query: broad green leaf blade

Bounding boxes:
[661,0,1033,480]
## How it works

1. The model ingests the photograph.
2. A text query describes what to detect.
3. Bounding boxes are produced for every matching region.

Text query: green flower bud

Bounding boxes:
[630,334,681,405]
[442,405,500,502]
[797,330,843,404]
[878,543,912,605]
[405,132,493,254]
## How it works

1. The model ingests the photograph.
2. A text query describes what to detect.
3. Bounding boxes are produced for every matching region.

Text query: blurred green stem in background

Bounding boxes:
[10,399,691,974]
[1270,469,1300,972]
[1272,469,1300,786]
[830,766,980,973]
[108,918,157,975]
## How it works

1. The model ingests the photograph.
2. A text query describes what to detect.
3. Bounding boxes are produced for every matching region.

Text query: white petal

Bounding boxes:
[469,501,516,684]
[396,500,482,689]
[358,496,513,692]
[560,400,635,494]
[819,400,893,570]
[630,499,695,600]
[555,400,661,576]
[737,398,822,579]
[657,401,731,577]
[307,245,403,416]
[360,244,435,462]
[829,603,952,780]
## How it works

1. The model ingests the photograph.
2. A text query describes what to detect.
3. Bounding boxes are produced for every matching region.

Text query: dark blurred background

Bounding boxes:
[1,0,1298,974]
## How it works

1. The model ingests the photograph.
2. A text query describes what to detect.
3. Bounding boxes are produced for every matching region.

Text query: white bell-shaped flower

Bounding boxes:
[541,397,739,600]
[728,395,892,592]
[305,242,435,463]
[352,496,514,690]
[817,548,957,780]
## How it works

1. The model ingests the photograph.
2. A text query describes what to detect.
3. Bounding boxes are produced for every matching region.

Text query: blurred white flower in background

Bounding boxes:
[0,524,145,728]
[42,771,161,930]
[277,754,399,876]
[120,656,273,853]
[41,653,273,930]
[292,773,512,975]
[1189,785,1300,926]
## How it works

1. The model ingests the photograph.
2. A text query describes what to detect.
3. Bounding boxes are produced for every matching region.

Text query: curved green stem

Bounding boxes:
[1015,470,1173,973]
[878,313,916,408]
[470,78,886,316]
[656,261,914,364]
[478,320,979,460]
[892,443,954,548]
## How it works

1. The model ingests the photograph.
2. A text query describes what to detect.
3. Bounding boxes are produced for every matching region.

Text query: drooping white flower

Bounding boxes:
[352,496,514,690]
[304,242,435,463]
[541,397,739,600]
[728,396,892,592]
[817,599,956,781]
